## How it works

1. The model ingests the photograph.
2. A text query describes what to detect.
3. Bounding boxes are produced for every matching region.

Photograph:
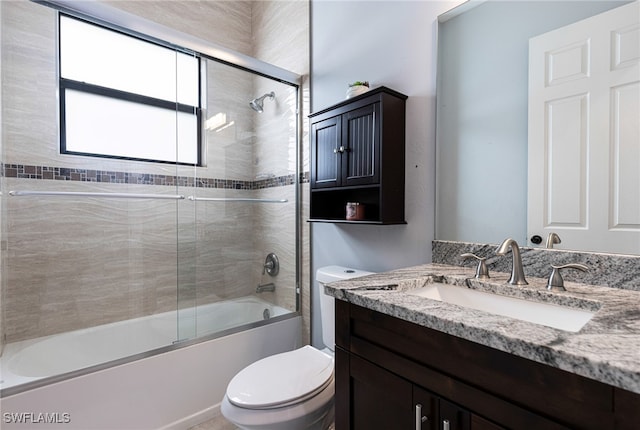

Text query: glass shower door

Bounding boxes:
[175,57,300,341]
[0,1,190,390]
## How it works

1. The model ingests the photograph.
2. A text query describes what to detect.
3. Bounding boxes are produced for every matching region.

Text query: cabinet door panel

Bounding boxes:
[350,354,413,429]
[342,103,380,186]
[438,399,470,430]
[470,415,505,430]
[311,116,341,188]
[414,386,439,430]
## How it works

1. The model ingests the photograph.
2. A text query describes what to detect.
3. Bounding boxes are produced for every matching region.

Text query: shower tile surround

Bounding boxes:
[2,178,304,344]
[1,0,309,350]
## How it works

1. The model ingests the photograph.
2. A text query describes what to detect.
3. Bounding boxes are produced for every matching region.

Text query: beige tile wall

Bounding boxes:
[0,0,4,356]
[251,0,310,344]
[105,0,254,57]
[1,0,309,344]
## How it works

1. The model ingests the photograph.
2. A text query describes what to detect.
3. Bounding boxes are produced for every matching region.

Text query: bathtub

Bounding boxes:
[0,296,300,429]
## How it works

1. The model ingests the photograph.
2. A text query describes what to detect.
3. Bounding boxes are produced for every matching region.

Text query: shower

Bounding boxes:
[1,0,301,399]
[249,91,275,113]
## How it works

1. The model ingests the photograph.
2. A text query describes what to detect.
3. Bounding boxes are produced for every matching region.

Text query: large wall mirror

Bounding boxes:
[435,0,638,255]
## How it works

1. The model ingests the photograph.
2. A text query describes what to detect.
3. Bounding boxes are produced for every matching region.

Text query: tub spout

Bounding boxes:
[256,282,276,293]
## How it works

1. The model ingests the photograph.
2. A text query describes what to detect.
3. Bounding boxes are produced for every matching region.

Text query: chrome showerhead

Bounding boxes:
[249,91,275,113]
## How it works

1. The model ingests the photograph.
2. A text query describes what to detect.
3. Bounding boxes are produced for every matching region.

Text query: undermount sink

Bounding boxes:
[407,282,595,332]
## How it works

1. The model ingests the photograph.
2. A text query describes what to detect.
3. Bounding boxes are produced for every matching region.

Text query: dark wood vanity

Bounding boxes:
[335,300,640,429]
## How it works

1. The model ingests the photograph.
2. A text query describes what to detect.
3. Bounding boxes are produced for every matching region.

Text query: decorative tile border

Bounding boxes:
[1,163,309,189]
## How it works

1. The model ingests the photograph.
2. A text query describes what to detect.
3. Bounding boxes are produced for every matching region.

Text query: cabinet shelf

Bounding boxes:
[309,86,407,225]
[307,218,405,225]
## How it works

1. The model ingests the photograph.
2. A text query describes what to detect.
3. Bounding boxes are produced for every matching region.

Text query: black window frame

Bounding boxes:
[58,13,203,167]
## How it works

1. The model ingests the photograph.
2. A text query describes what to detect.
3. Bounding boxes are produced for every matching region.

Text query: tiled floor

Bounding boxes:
[188,415,335,430]
[187,414,237,430]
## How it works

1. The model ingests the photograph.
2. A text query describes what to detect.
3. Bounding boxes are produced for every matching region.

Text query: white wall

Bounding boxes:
[310,0,462,347]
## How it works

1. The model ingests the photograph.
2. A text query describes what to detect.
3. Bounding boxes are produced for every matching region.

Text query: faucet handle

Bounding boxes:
[547,263,588,291]
[461,253,490,279]
[263,253,279,276]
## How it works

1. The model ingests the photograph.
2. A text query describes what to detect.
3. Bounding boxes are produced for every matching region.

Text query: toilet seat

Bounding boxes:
[221,377,335,430]
[226,345,334,410]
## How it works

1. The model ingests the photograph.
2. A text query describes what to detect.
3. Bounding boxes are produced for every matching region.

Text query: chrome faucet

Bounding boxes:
[496,238,528,285]
[256,282,276,293]
[545,232,561,249]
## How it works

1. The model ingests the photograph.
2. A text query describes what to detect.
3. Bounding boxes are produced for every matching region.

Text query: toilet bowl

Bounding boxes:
[221,345,335,430]
[221,265,373,430]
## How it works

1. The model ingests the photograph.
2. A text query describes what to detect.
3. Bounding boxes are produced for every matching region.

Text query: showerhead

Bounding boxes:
[249,91,275,113]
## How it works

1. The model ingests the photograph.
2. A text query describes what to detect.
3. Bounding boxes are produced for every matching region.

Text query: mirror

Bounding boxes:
[435,0,636,255]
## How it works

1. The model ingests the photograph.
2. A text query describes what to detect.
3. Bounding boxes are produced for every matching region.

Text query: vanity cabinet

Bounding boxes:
[335,300,640,430]
[309,86,407,224]
[345,350,480,430]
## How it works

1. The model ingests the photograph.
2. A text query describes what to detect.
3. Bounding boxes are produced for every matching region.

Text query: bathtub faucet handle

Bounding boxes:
[263,253,279,276]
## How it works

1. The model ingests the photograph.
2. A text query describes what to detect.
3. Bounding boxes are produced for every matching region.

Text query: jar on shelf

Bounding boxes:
[346,202,365,220]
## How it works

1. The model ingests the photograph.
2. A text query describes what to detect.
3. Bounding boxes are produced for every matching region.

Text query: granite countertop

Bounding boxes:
[325,263,640,394]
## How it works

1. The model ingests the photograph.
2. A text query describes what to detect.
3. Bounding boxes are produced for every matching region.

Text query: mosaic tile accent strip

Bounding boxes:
[1,163,310,189]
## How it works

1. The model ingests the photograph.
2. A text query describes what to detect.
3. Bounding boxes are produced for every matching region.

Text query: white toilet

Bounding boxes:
[221,265,373,430]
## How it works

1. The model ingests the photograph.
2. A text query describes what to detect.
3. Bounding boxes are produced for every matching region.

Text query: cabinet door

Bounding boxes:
[414,386,439,430]
[310,116,341,188]
[439,399,470,430]
[470,415,505,430]
[350,354,413,429]
[342,103,380,187]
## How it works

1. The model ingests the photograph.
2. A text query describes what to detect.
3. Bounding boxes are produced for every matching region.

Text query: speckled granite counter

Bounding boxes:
[325,263,640,394]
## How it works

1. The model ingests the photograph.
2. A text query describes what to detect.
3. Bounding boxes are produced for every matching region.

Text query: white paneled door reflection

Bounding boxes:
[528,1,640,255]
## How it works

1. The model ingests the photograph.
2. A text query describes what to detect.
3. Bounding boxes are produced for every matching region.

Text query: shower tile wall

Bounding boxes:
[252,0,310,342]
[1,0,310,344]
[105,0,254,56]
[0,0,4,356]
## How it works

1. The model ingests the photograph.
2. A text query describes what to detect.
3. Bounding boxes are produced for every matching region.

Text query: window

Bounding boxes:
[59,15,201,165]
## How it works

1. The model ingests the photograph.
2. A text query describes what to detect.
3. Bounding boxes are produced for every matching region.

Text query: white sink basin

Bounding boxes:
[408,283,594,332]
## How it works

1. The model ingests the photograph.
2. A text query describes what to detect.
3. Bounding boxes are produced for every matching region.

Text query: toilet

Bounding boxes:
[221,265,373,430]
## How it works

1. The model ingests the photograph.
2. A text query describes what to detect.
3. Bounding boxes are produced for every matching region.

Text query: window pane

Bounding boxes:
[177,54,199,107]
[64,89,197,164]
[177,113,198,164]
[60,16,198,105]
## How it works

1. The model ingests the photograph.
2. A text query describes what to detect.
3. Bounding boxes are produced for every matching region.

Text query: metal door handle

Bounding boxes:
[415,404,428,429]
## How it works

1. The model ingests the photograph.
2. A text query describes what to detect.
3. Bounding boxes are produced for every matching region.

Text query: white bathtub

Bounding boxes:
[0,296,300,429]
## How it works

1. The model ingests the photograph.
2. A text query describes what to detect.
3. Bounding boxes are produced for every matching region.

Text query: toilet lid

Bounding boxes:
[226,345,334,410]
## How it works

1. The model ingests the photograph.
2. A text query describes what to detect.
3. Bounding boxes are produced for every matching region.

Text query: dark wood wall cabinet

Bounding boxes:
[309,86,407,224]
[335,300,640,430]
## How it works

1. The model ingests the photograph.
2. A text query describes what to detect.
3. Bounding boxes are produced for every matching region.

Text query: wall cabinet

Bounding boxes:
[335,300,640,430]
[309,87,407,224]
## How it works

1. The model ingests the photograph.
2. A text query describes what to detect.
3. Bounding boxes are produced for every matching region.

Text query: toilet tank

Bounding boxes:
[316,265,373,351]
